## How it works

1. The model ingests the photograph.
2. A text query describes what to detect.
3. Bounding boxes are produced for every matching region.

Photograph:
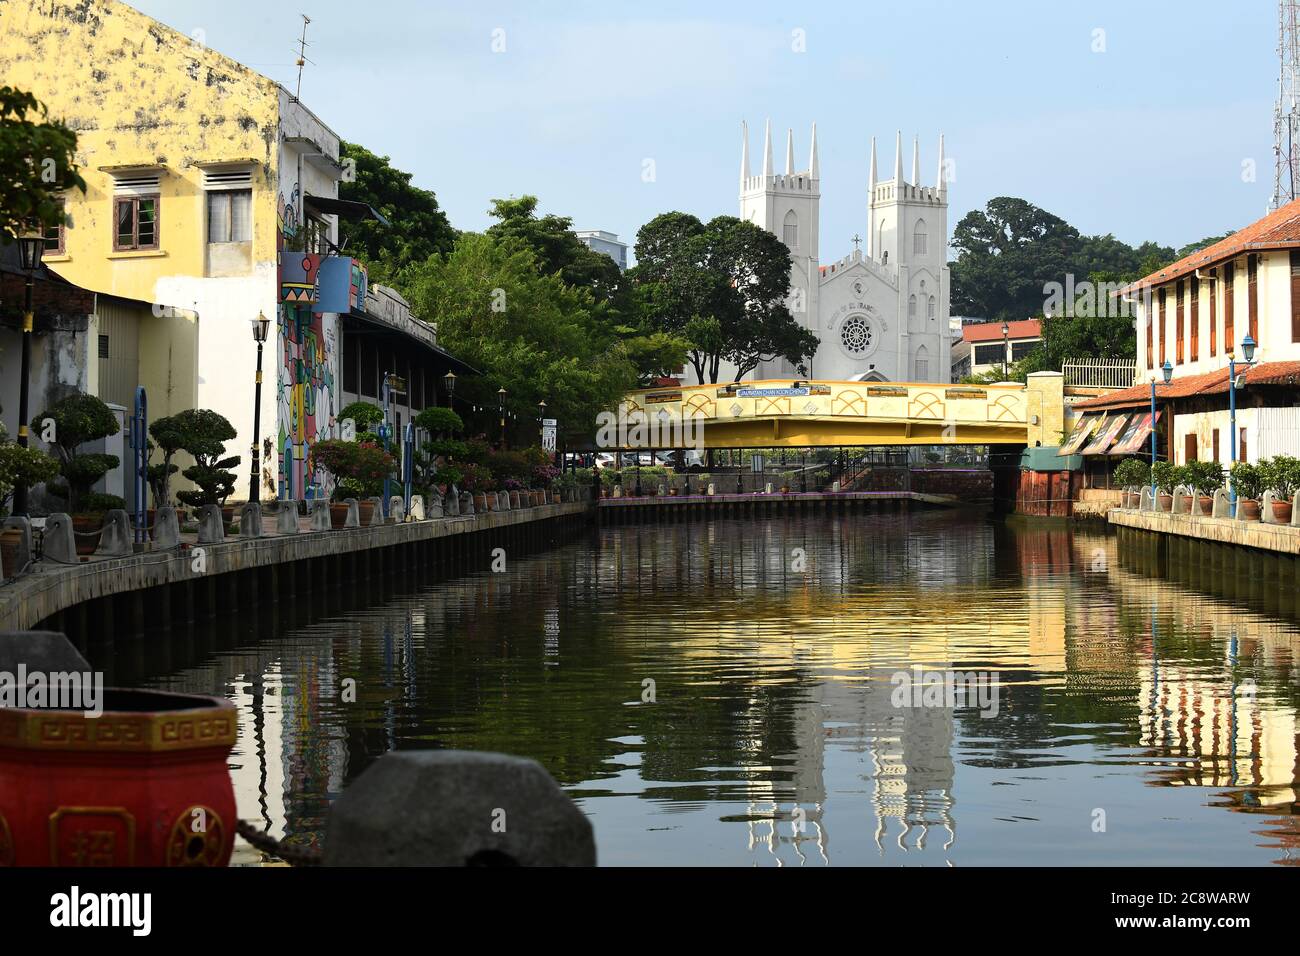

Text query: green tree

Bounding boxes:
[31,393,120,514]
[166,410,240,509]
[0,86,85,242]
[485,195,623,304]
[402,232,639,444]
[338,142,456,282]
[630,212,818,382]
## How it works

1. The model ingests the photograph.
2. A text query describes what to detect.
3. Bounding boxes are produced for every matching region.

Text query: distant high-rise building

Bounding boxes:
[576,230,629,271]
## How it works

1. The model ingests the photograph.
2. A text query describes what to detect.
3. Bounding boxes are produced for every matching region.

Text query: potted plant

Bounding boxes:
[1186,460,1225,516]
[1260,454,1300,523]
[311,439,395,527]
[1229,461,1264,520]
[779,470,795,494]
[1112,458,1150,508]
[171,410,240,522]
[31,393,126,553]
[1151,461,1178,512]
[0,439,59,574]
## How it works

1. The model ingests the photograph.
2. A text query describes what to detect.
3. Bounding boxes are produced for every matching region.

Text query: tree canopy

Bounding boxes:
[629,212,818,382]
[0,86,84,243]
[338,141,456,282]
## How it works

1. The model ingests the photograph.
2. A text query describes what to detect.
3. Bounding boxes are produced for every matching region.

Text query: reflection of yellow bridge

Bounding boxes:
[621,377,1063,448]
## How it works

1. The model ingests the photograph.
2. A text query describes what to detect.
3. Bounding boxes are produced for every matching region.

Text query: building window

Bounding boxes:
[1224,261,1235,351]
[913,219,927,256]
[1184,433,1197,463]
[1157,288,1166,365]
[1010,339,1036,362]
[207,189,251,243]
[1291,250,1300,342]
[1239,427,1248,463]
[1175,280,1184,364]
[1189,276,1199,361]
[1146,303,1153,369]
[97,334,109,359]
[113,195,159,251]
[915,359,929,380]
[1247,254,1258,347]
[840,315,872,354]
[1212,428,1220,463]
[908,295,917,318]
[973,342,1004,366]
[927,295,936,321]
[782,210,798,249]
[43,200,65,254]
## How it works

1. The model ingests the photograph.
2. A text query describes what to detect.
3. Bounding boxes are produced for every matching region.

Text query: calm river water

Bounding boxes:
[106,511,1300,866]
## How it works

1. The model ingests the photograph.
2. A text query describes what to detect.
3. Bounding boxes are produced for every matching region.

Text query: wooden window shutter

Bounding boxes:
[1224,262,1235,352]
[1189,276,1199,361]
[1247,254,1258,345]
[1175,279,1184,363]
[1291,249,1300,342]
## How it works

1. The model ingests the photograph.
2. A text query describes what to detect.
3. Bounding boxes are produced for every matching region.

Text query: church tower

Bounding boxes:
[740,120,820,376]
[868,132,951,381]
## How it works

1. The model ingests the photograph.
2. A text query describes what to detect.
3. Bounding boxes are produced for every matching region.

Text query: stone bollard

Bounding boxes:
[1212,487,1231,518]
[0,631,91,674]
[497,491,510,512]
[1171,485,1191,516]
[410,495,426,520]
[197,504,225,543]
[1,517,32,577]
[1261,490,1278,524]
[43,514,76,564]
[95,509,132,557]
[389,496,406,522]
[1138,487,1155,512]
[445,489,460,517]
[366,497,385,526]
[707,483,716,496]
[323,751,596,867]
[510,490,522,509]
[612,485,622,498]
[154,506,181,548]
[459,491,474,515]
[765,482,773,494]
[239,501,264,538]
[1293,492,1300,527]
[342,498,361,528]
[427,491,445,518]
[309,499,332,532]
[275,500,300,535]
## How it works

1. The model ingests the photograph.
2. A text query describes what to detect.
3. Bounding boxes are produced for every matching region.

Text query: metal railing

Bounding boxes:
[1061,357,1138,389]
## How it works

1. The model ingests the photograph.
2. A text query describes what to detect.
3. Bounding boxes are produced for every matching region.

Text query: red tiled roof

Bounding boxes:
[1121,197,1300,294]
[1073,360,1300,410]
[962,319,1040,343]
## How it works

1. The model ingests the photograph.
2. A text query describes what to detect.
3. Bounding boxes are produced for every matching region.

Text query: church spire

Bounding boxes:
[935,132,946,192]
[809,122,819,178]
[785,128,795,175]
[762,119,773,178]
[893,130,903,183]
[911,135,920,186]
[868,135,877,193]
[740,120,750,182]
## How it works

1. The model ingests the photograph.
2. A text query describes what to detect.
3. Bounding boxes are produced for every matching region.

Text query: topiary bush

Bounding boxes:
[1112,457,1150,489]
[0,441,60,516]
[1229,461,1264,501]
[170,410,240,509]
[31,393,121,514]
[1259,454,1300,501]
[413,406,463,437]
[1150,461,1179,495]
[339,401,384,437]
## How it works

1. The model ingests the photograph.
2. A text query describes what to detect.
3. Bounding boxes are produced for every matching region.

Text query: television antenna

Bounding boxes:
[1272,1,1300,208]
[292,14,314,103]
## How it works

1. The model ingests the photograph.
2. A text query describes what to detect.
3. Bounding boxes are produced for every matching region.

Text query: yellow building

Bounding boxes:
[1,0,382,501]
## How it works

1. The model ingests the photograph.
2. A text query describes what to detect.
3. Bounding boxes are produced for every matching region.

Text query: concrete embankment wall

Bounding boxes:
[0,502,591,637]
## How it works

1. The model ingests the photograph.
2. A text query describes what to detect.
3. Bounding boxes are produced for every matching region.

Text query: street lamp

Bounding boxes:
[12,230,44,517]
[443,370,456,406]
[1148,359,1173,502]
[1001,321,1010,380]
[497,387,508,448]
[248,311,270,503]
[1227,335,1257,517]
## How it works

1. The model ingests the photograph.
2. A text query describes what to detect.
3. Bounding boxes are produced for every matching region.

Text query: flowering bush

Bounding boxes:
[457,462,494,493]
[312,439,396,500]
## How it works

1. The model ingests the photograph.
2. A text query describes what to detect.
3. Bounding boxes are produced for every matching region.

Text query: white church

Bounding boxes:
[717,120,952,385]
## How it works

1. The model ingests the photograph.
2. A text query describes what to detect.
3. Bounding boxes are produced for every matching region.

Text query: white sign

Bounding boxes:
[541,421,557,452]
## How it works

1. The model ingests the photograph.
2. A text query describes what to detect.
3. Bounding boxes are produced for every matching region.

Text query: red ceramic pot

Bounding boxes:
[1271,500,1293,523]
[1240,499,1261,521]
[0,688,237,867]
[1198,495,1214,516]
[70,515,101,557]
[1157,494,1173,512]
[329,502,350,529]
[357,500,376,526]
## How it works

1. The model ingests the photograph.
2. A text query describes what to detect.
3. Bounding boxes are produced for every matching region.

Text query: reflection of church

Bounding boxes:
[705,122,951,385]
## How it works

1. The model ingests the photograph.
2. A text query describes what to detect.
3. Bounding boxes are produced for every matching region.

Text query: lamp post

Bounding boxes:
[12,231,44,518]
[1149,359,1173,502]
[1227,334,1257,517]
[443,370,456,407]
[497,387,508,449]
[248,311,271,503]
[1001,321,1010,380]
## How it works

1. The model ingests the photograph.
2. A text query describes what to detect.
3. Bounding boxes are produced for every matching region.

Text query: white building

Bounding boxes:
[575,230,628,271]
[710,121,951,385]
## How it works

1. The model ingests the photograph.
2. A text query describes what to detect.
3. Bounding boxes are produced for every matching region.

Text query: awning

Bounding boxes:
[1080,413,1131,456]
[304,194,390,226]
[1110,410,1162,455]
[1058,413,1101,456]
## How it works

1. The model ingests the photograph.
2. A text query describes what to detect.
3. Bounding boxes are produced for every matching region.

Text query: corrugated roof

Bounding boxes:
[962,319,1041,343]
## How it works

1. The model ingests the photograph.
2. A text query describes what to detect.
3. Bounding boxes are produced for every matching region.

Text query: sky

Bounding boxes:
[135,0,1281,262]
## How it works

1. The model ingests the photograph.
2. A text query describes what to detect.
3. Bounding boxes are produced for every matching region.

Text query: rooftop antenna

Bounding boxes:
[1272,0,1300,209]
[293,14,313,103]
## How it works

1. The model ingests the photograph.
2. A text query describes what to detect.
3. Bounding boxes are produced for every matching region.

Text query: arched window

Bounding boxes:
[915,344,930,381]
[783,210,798,249]
[927,295,936,320]
[913,218,928,256]
[908,295,917,318]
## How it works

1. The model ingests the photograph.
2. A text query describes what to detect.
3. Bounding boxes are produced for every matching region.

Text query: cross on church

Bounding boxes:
[851,234,862,252]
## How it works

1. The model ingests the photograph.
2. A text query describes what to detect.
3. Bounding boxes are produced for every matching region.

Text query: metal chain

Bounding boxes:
[236,820,323,866]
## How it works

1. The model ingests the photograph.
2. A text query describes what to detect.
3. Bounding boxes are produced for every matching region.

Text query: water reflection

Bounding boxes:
[102,511,1300,866]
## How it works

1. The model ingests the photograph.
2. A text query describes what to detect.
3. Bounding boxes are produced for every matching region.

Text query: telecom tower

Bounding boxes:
[1273,0,1300,209]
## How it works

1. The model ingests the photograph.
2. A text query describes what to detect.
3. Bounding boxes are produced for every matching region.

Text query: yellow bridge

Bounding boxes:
[618,376,1064,449]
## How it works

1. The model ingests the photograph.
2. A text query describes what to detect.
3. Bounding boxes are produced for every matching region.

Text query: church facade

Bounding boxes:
[717,121,952,385]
